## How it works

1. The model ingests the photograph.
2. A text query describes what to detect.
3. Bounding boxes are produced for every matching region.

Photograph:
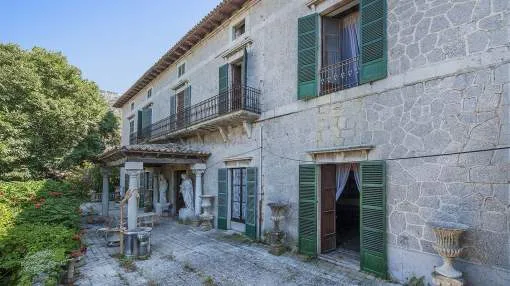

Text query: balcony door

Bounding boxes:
[231,62,243,110]
[321,6,360,94]
[176,90,185,128]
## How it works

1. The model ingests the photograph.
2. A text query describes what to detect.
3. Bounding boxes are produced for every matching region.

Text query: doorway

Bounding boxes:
[174,170,187,216]
[231,61,243,110]
[320,163,360,266]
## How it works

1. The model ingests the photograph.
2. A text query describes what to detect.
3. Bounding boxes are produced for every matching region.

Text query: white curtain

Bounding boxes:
[336,164,351,200]
[340,11,360,87]
[336,163,361,201]
[352,163,361,191]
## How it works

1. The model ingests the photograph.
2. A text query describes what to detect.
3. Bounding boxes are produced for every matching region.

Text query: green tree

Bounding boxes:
[0,44,119,179]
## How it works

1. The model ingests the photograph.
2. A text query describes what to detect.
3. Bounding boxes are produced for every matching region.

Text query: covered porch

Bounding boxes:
[97,143,210,231]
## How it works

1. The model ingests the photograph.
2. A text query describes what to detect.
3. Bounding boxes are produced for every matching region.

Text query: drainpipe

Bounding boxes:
[258,123,264,240]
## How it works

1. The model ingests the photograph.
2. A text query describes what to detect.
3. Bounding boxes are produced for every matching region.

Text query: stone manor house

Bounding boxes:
[98,0,510,284]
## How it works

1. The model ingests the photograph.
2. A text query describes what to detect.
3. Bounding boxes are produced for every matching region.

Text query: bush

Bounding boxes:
[0,180,83,285]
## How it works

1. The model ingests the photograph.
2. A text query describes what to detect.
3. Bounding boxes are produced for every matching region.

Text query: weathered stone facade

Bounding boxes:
[117,0,510,284]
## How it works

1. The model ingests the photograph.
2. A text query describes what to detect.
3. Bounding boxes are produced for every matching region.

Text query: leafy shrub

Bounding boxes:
[0,179,83,285]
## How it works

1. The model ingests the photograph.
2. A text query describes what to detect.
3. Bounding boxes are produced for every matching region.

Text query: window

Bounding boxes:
[147,88,152,99]
[232,19,245,40]
[178,63,185,77]
[297,0,387,100]
[130,102,135,111]
[320,6,361,95]
[129,120,135,134]
[230,168,247,223]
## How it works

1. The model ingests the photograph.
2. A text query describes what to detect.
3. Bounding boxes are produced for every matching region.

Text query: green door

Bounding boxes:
[217,168,228,230]
[360,160,387,278]
[298,164,317,256]
[245,167,257,239]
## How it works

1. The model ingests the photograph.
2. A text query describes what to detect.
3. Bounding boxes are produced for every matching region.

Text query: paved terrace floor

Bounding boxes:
[76,218,397,286]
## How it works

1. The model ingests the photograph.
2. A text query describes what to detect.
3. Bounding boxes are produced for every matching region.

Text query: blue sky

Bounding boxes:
[0,0,221,93]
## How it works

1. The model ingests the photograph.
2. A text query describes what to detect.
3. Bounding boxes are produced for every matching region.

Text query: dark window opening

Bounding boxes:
[233,19,245,40]
[320,6,361,95]
[178,63,186,77]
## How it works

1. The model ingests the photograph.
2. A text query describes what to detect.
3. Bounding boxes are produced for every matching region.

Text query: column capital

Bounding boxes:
[100,168,111,176]
[126,169,142,177]
[191,163,206,174]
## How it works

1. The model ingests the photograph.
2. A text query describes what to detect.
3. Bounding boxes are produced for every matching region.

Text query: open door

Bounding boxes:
[360,161,387,278]
[321,164,336,253]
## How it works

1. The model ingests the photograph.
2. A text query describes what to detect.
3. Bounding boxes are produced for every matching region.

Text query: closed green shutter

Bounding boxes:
[245,167,257,239]
[297,13,318,100]
[217,168,228,230]
[298,164,317,256]
[360,0,387,84]
[360,160,387,279]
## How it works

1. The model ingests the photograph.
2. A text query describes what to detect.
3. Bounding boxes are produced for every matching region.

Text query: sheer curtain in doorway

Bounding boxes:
[335,163,361,200]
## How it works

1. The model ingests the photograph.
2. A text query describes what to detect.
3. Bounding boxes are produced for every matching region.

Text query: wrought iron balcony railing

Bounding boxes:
[319,56,360,95]
[130,85,260,144]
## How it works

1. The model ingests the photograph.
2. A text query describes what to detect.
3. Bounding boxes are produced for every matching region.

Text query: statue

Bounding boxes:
[178,173,195,221]
[155,174,170,215]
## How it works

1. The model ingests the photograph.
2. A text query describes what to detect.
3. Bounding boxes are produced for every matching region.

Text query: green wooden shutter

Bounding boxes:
[219,64,229,92]
[298,164,317,256]
[170,94,176,131]
[297,13,318,100]
[136,110,143,140]
[184,86,191,124]
[360,160,387,279]
[217,168,228,230]
[360,0,387,84]
[242,48,248,87]
[245,167,257,239]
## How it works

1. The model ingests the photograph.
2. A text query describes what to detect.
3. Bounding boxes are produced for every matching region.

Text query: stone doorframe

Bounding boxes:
[306,145,374,255]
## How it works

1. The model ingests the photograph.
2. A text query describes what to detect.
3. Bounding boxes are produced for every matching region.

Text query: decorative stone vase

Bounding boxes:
[428,221,469,279]
[267,202,288,255]
[199,195,215,230]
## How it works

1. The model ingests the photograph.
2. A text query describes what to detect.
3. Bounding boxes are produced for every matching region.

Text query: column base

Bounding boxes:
[432,271,464,286]
[199,214,214,231]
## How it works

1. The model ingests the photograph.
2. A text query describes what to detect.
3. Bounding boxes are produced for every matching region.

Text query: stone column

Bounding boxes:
[153,170,159,211]
[119,167,126,197]
[100,168,111,216]
[191,164,206,217]
[125,162,143,230]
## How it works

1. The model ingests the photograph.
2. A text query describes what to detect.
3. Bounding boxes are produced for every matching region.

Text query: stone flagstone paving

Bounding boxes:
[75,219,397,286]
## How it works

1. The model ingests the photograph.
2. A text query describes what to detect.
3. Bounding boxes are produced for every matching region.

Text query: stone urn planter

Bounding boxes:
[428,221,469,279]
[267,202,288,255]
[199,195,215,230]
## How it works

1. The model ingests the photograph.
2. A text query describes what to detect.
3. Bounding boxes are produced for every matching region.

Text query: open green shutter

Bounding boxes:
[217,168,228,230]
[245,167,257,239]
[360,160,387,279]
[184,86,191,124]
[297,13,318,100]
[219,64,229,93]
[360,0,387,84]
[298,164,317,256]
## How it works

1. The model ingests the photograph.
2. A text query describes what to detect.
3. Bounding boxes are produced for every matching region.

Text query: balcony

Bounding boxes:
[130,85,261,144]
[319,56,359,96]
